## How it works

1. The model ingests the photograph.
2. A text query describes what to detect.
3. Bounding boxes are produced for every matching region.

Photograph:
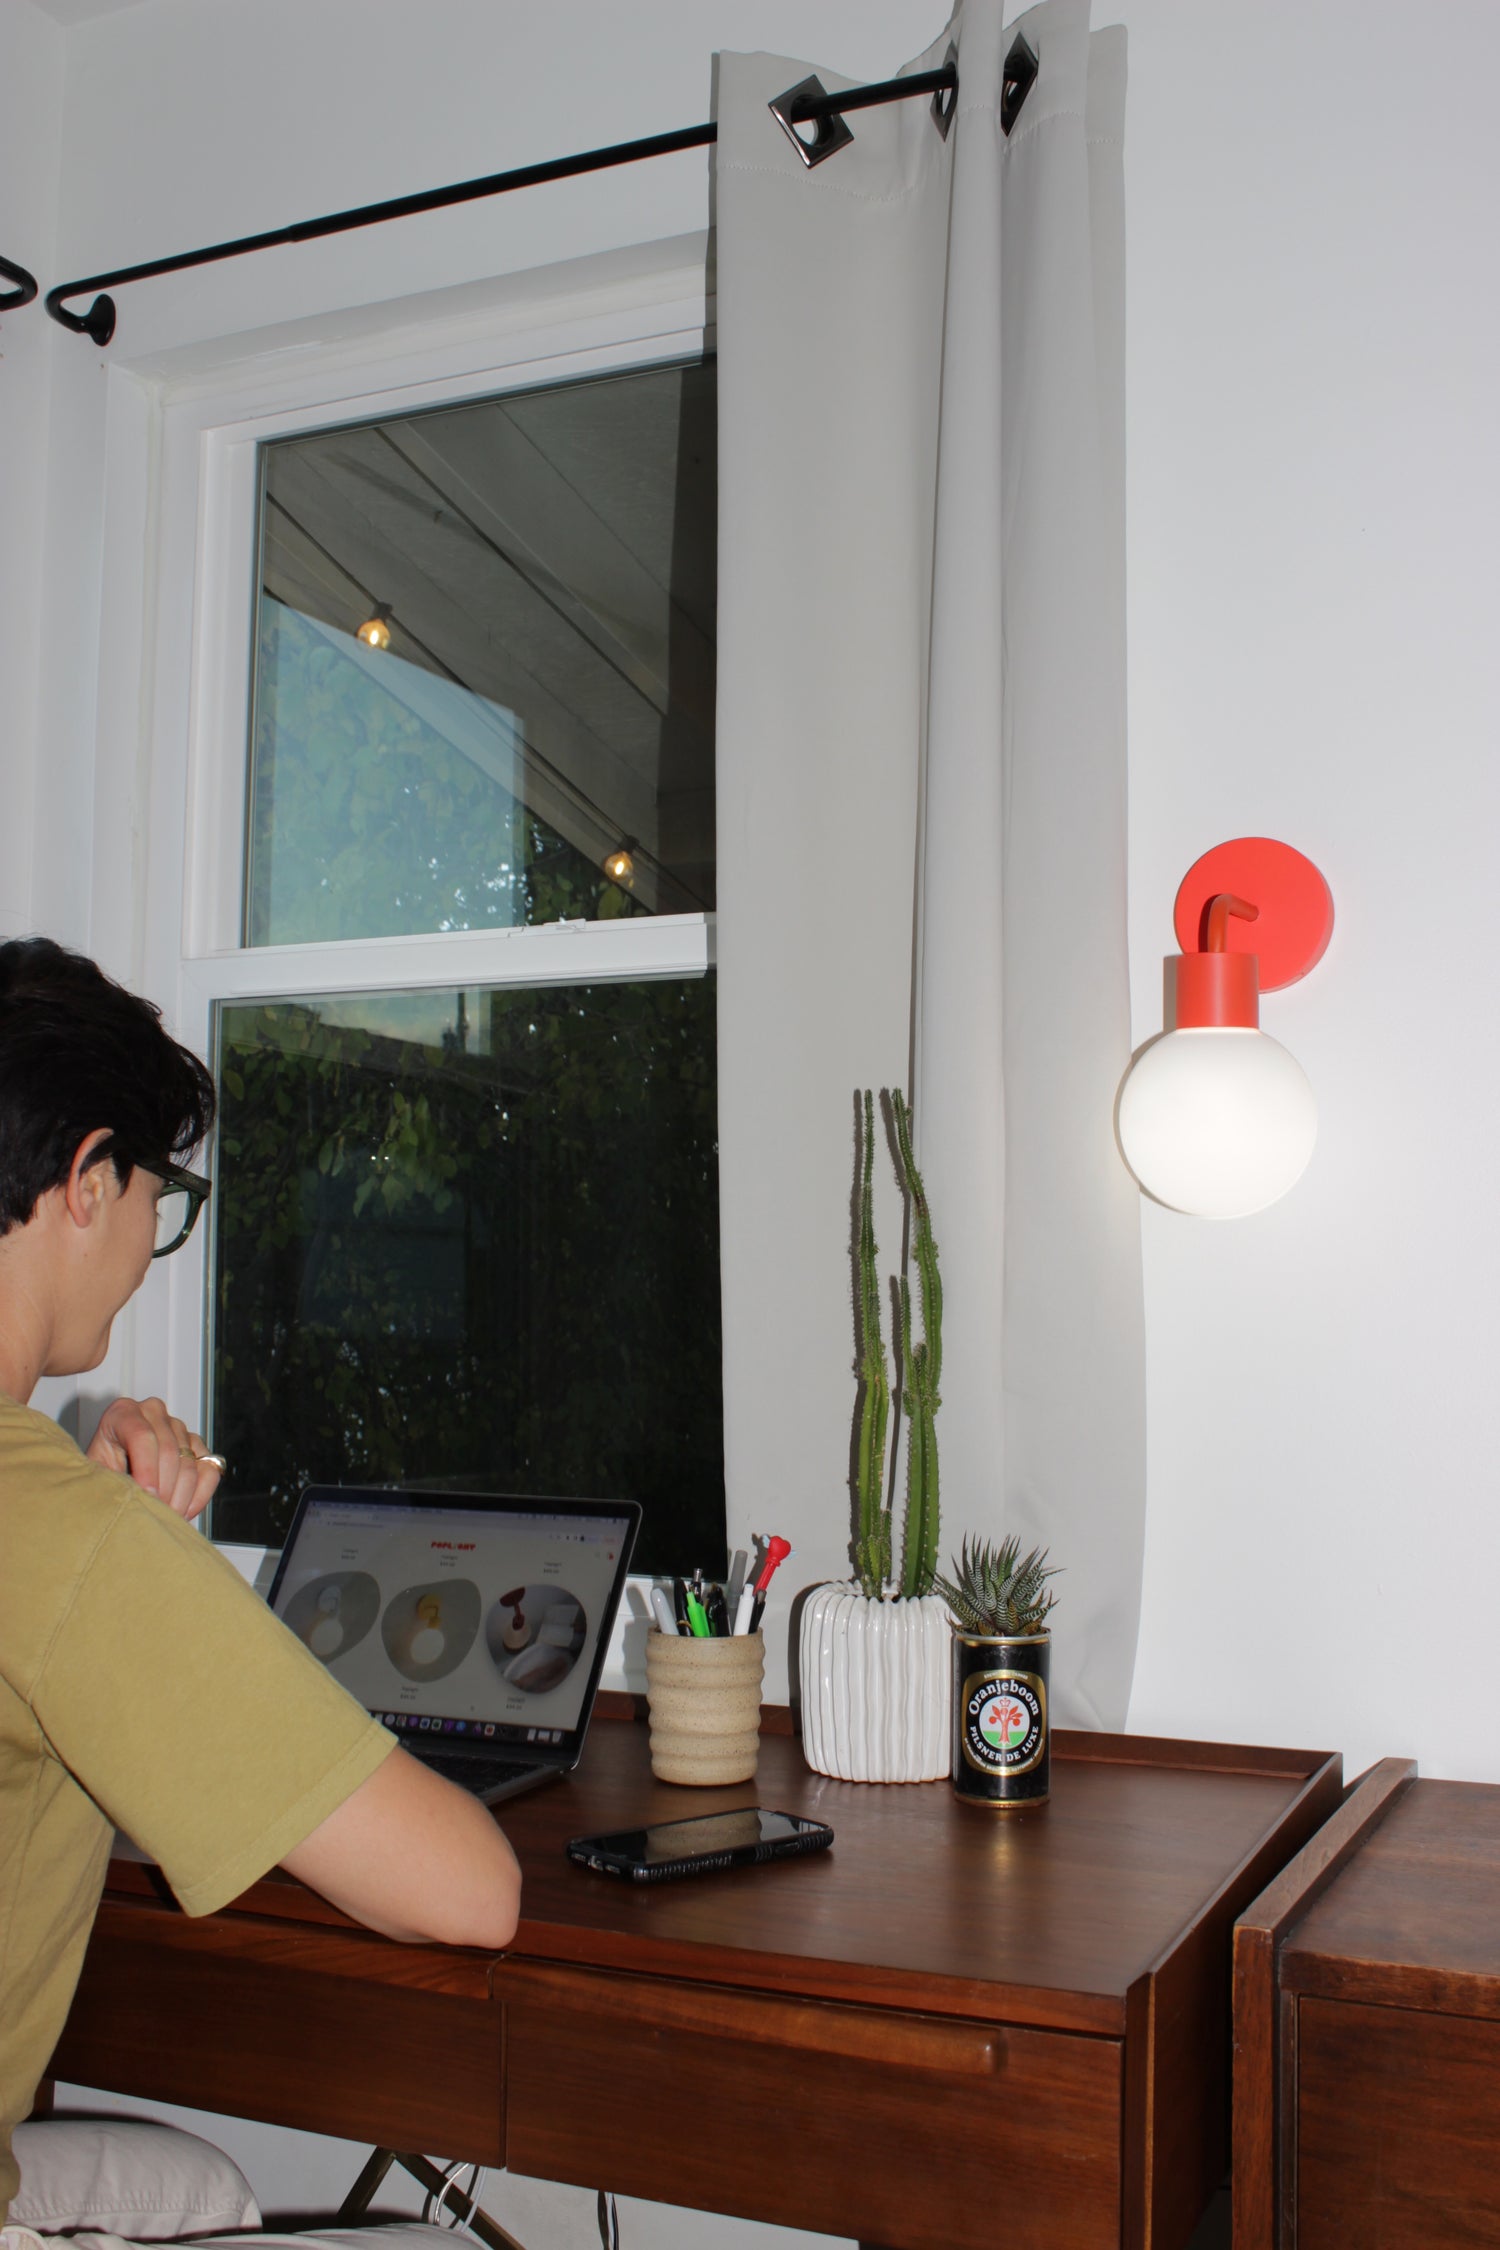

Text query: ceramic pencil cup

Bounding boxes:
[645,1628,765,1784]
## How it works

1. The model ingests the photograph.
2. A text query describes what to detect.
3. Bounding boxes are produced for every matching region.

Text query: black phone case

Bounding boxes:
[567,1821,833,1883]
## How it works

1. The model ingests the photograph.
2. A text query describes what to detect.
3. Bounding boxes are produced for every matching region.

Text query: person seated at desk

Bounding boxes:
[0,937,520,2250]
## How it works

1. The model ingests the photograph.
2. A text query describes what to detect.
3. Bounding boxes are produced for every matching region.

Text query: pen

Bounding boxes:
[684,1587,711,1637]
[748,1535,793,1633]
[707,1585,730,1637]
[732,1584,756,1636]
[672,1577,691,1633]
[725,1547,749,1617]
[650,1585,680,1636]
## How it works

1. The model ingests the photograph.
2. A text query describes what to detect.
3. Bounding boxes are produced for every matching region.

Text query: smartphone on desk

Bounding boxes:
[567,1806,834,1882]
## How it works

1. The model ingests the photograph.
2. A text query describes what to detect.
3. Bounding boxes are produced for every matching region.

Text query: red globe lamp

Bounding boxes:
[1117,838,1334,1218]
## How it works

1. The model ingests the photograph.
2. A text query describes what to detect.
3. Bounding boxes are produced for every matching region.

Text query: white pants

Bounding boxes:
[4,2123,466,2250]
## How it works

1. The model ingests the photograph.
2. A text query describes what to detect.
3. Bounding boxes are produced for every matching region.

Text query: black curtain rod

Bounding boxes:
[45,61,970,348]
[0,250,40,313]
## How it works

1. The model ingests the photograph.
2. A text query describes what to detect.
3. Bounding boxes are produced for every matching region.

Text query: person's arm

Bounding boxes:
[86,1418,521,1946]
[28,1442,521,1944]
[281,1743,522,1950]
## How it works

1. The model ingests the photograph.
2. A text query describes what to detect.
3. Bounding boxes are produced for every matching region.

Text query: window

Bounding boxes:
[212,975,721,1567]
[247,363,716,943]
[158,316,722,1576]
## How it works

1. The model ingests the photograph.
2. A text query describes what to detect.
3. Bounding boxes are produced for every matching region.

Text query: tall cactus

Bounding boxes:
[847,1088,943,1600]
[852,1091,892,1597]
[889,1089,942,1598]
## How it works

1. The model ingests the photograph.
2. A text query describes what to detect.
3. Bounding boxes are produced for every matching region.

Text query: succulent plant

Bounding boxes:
[936,1535,1060,1637]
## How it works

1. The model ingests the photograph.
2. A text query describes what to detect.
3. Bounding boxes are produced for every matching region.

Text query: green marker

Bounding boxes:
[684,1588,711,1637]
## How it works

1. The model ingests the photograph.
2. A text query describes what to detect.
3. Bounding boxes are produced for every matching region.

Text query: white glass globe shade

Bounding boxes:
[1117,1027,1317,1218]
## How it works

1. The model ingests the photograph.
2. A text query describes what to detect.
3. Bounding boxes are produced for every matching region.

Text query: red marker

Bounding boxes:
[754,1536,793,1595]
[748,1535,793,1631]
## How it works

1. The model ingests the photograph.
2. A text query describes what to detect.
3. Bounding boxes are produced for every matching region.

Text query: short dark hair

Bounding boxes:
[0,936,216,1236]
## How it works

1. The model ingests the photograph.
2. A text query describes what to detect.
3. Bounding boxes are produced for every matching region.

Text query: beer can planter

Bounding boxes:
[950,1630,1051,1809]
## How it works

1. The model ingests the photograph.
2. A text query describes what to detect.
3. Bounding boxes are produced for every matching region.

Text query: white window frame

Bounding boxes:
[120,263,717,1511]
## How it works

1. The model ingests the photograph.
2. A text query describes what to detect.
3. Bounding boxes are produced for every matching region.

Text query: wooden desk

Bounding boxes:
[1235,1760,1500,2250]
[51,1711,1338,2250]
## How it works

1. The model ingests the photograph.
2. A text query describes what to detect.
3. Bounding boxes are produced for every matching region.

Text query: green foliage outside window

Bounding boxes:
[248,600,638,945]
[211,972,723,1575]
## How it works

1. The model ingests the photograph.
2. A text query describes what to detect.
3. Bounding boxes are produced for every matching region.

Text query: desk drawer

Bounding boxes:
[51,1904,503,2163]
[1298,1997,1500,2247]
[503,1963,1120,2250]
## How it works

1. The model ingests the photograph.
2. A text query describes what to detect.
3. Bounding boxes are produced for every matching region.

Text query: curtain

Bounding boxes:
[714,0,1144,1728]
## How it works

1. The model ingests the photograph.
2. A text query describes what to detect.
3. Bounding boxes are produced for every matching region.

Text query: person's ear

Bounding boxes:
[63,1130,119,1230]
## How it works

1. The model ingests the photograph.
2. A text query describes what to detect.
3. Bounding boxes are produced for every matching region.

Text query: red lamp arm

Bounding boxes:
[1202,892,1259,952]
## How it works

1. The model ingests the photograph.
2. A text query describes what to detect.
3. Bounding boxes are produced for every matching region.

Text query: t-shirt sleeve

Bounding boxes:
[29,1478,395,1917]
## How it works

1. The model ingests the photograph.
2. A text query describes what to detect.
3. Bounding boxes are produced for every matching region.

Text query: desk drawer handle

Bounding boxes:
[507,1970,1003,2075]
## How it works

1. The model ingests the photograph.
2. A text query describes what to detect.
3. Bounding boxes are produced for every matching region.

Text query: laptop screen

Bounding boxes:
[267,1487,639,1756]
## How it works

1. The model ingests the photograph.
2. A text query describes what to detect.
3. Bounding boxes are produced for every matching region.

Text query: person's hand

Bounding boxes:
[86,1395,226,1522]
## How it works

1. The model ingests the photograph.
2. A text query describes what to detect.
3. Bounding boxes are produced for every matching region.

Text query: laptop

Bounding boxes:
[266,1485,641,1805]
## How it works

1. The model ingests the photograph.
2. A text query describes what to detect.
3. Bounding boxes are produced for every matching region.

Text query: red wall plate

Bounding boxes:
[1173,837,1334,991]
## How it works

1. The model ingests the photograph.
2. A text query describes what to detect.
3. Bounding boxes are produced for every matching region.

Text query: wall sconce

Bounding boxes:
[356,602,393,651]
[1117,837,1334,1218]
[601,838,636,889]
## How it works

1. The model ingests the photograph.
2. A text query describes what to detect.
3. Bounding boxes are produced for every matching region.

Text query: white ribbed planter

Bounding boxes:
[799,1585,950,1782]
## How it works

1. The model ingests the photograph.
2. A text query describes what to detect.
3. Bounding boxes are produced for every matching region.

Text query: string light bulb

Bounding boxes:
[601,838,637,889]
[356,603,393,651]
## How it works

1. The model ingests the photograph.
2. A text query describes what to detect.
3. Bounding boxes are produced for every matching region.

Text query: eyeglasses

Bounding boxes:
[145,1161,213,1259]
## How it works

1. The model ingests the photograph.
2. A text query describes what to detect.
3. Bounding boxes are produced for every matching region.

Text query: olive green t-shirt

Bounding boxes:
[0,1392,396,2222]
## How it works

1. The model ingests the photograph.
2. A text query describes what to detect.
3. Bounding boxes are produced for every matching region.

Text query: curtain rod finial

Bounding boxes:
[45,287,116,345]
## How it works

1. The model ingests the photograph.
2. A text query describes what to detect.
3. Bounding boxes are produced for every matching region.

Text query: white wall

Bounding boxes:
[10,0,1500,2240]
[1114,0,1500,1782]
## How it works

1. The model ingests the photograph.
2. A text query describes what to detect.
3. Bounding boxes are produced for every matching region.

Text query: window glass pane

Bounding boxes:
[248,358,716,944]
[209,978,723,1575]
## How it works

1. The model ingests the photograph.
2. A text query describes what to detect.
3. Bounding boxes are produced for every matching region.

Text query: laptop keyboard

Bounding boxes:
[419,1750,540,1794]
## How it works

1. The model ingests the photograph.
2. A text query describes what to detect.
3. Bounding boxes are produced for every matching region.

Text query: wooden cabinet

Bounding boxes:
[1234,1762,1500,2248]
[1297,1997,1500,2247]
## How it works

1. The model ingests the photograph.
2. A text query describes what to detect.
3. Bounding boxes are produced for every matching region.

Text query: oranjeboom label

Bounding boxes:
[961,1669,1046,1777]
